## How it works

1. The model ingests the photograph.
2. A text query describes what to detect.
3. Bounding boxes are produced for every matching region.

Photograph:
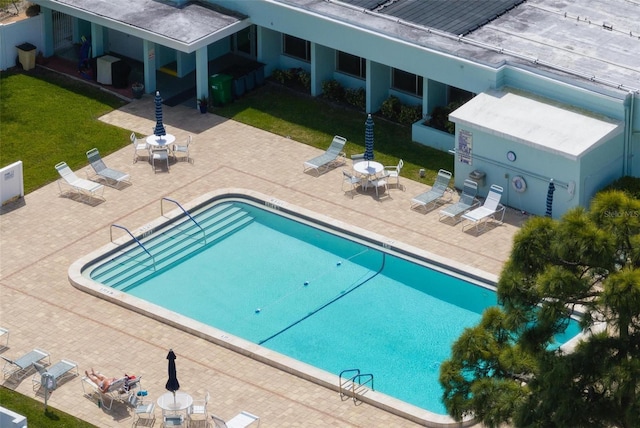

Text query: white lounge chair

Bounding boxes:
[32,359,78,390]
[82,376,141,410]
[55,162,105,202]
[410,169,453,211]
[303,135,347,175]
[211,411,260,428]
[1,348,50,380]
[462,184,506,232]
[439,179,479,223]
[86,148,131,188]
[0,327,8,350]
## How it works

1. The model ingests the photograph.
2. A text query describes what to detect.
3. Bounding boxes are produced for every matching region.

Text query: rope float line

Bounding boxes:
[258,253,387,346]
[252,247,372,315]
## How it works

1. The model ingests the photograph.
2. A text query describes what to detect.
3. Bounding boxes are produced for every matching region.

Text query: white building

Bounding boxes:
[23,0,640,217]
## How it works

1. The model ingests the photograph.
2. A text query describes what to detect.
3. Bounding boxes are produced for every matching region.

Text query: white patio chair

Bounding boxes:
[131,132,148,163]
[381,159,403,189]
[368,177,389,199]
[211,411,260,428]
[342,169,362,198]
[163,414,185,427]
[172,135,192,163]
[187,390,210,425]
[128,392,156,427]
[150,146,170,173]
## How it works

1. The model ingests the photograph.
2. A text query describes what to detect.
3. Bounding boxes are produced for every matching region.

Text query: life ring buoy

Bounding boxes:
[512,175,527,193]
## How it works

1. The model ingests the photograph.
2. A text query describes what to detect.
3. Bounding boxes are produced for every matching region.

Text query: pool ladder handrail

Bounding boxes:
[161,197,206,245]
[339,368,374,404]
[110,224,156,270]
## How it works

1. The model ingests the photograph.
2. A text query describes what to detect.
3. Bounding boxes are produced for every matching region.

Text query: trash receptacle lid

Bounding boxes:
[16,43,36,51]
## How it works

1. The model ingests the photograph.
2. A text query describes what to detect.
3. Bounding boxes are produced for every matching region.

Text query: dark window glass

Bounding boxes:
[337,51,365,78]
[236,27,252,55]
[449,86,473,104]
[392,69,423,96]
[283,35,310,61]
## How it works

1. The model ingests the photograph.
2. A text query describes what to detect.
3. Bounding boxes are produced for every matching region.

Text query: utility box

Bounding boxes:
[209,74,233,106]
[469,170,486,187]
[16,43,36,71]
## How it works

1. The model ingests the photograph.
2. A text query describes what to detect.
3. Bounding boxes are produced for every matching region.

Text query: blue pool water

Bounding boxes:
[86,198,581,415]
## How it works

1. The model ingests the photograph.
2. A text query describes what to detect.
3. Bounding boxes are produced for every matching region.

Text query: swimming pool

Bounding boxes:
[71,190,582,426]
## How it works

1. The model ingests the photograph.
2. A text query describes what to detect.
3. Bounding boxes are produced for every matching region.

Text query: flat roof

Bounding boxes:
[341,0,524,36]
[37,0,640,94]
[449,89,624,160]
[34,0,247,51]
[310,0,640,94]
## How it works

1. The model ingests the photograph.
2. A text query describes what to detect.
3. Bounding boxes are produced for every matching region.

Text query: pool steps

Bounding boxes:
[91,202,254,289]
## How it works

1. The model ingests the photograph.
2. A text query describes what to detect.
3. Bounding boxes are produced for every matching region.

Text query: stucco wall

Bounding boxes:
[452,125,583,218]
[0,14,43,70]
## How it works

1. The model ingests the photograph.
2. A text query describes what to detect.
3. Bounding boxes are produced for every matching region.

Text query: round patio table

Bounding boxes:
[156,391,193,412]
[146,134,176,149]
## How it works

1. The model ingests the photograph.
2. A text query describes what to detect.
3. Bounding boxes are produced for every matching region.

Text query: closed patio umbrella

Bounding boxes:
[364,114,374,162]
[165,349,180,404]
[545,179,556,217]
[154,91,166,137]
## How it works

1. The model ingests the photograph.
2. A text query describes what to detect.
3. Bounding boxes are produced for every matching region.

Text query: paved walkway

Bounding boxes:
[0,96,529,427]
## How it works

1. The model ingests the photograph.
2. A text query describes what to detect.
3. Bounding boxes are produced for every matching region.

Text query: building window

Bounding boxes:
[448,86,474,104]
[392,69,423,96]
[283,35,310,61]
[337,51,366,78]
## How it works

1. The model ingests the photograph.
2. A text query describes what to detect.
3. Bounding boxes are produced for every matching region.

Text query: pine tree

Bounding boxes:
[440,190,640,427]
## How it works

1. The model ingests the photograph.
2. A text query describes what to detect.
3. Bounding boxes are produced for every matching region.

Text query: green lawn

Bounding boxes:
[0,68,129,194]
[1,68,452,195]
[0,386,97,428]
[214,84,453,184]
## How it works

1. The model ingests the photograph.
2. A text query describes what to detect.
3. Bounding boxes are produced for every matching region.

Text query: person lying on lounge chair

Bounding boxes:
[85,369,118,393]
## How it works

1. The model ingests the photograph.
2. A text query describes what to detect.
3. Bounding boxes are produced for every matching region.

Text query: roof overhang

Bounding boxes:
[32,0,249,53]
[449,89,624,161]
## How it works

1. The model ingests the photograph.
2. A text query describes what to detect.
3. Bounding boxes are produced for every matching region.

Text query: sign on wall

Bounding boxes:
[1,161,24,206]
[457,129,473,165]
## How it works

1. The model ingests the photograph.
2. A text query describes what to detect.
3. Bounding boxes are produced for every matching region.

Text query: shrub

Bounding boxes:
[297,69,311,90]
[271,69,289,85]
[345,87,366,111]
[380,96,401,121]
[398,104,422,125]
[426,100,464,134]
[603,176,640,200]
[25,3,41,16]
[322,79,345,102]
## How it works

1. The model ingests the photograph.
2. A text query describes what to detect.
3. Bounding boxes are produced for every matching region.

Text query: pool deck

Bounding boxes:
[0,96,529,427]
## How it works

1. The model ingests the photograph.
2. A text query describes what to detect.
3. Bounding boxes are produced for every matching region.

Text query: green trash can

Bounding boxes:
[209,74,233,106]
